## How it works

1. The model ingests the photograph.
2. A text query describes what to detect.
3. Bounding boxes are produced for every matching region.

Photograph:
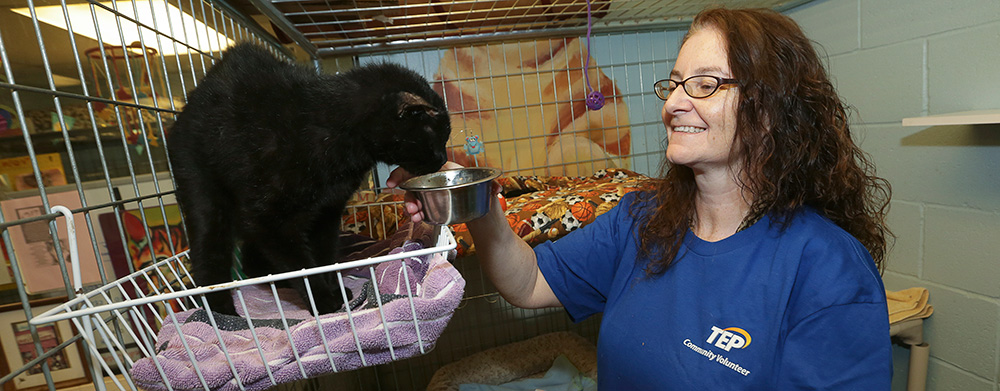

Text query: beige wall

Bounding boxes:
[788,0,1000,389]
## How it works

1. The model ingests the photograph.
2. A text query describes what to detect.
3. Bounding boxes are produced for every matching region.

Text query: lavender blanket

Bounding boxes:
[130,233,464,391]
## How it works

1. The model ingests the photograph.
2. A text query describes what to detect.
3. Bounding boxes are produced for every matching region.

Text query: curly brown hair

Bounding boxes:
[636,7,892,274]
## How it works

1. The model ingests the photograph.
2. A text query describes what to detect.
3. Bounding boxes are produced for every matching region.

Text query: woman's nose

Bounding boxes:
[661,87,692,124]
[663,85,693,115]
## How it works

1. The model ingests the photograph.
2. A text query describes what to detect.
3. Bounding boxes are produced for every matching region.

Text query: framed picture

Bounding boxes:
[99,203,190,319]
[0,191,106,294]
[0,297,90,391]
[1,241,14,288]
[97,342,143,375]
[98,203,187,279]
[0,154,67,191]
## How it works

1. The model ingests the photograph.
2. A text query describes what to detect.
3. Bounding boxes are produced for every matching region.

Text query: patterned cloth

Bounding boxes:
[452,168,648,257]
[340,169,649,257]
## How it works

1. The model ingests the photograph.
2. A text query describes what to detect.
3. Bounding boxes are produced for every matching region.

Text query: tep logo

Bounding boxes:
[707,326,752,351]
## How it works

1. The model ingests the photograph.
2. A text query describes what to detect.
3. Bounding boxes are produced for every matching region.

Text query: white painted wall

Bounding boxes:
[788,0,1000,389]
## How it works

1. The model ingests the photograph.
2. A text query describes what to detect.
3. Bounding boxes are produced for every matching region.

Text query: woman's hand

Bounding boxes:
[385,161,466,223]
[388,161,559,309]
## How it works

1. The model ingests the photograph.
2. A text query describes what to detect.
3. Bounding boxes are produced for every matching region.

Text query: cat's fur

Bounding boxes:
[168,43,450,316]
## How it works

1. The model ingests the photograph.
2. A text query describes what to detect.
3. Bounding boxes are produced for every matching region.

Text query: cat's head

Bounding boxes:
[359,64,451,176]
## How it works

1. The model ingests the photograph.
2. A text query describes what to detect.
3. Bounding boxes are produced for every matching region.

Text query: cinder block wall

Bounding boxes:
[787,0,1000,389]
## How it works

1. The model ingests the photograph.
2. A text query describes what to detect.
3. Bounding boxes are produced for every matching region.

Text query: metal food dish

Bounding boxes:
[399,167,502,225]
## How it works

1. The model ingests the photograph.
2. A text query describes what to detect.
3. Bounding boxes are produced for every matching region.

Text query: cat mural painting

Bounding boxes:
[434,37,631,177]
[167,43,451,316]
[390,7,894,390]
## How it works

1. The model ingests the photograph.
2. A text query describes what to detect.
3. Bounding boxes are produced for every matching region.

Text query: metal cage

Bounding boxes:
[0,0,813,390]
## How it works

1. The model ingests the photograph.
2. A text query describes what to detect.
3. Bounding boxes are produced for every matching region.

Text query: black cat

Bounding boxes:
[167,43,450,316]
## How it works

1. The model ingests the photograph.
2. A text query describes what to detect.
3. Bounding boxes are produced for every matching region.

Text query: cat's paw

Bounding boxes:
[204,293,238,317]
[314,295,346,314]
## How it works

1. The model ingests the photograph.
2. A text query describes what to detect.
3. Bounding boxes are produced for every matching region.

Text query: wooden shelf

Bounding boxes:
[902,109,1000,127]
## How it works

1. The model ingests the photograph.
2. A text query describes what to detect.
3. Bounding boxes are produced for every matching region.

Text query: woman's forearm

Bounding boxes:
[465,196,560,309]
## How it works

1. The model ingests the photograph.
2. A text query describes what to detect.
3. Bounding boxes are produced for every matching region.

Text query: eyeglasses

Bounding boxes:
[653,75,738,100]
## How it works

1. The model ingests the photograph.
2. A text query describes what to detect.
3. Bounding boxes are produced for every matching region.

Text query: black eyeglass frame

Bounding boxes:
[653,75,739,100]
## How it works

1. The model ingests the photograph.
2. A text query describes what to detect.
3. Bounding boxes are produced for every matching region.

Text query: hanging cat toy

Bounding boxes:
[464,133,484,167]
[584,0,604,111]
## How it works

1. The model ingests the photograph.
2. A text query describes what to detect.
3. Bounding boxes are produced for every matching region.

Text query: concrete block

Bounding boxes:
[920,285,999,378]
[924,206,1000,298]
[884,201,922,277]
[883,272,993,391]
[788,0,860,56]
[881,270,919,292]
[928,23,1000,114]
[854,123,1000,212]
[860,0,1000,48]
[926,359,996,391]
[827,42,923,124]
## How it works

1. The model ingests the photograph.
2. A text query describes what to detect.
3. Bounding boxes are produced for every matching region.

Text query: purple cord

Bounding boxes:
[584,0,605,110]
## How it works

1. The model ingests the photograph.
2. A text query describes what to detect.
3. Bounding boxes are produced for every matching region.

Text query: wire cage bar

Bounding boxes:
[0,0,298,389]
[245,0,815,56]
[2,0,819,389]
[25,207,457,391]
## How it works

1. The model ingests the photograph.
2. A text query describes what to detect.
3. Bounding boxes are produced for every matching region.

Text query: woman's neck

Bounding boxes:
[692,169,753,242]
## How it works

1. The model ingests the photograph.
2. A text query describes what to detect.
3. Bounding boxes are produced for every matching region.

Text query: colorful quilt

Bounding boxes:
[341,168,649,257]
[452,168,648,257]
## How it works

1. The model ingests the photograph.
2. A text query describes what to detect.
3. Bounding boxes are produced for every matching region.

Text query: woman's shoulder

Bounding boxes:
[784,208,869,252]
[618,190,657,214]
[780,208,886,319]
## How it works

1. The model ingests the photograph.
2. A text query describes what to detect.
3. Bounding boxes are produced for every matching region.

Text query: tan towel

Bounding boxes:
[886,287,934,324]
[426,331,598,391]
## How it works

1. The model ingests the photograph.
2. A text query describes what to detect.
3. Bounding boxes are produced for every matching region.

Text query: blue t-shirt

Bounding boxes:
[535,192,891,390]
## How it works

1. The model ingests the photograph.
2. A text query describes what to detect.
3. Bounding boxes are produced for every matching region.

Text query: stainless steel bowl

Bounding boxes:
[399,167,502,225]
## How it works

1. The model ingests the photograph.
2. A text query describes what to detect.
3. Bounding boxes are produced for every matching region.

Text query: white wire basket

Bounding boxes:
[30,206,462,391]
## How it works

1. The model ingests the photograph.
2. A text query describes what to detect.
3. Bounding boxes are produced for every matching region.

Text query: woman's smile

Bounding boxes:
[672,125,707,134]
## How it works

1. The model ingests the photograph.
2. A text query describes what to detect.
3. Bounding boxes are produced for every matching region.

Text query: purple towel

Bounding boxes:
[130,241,464,391]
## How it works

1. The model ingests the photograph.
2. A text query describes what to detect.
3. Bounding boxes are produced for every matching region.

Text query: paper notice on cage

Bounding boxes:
[1,191,105,294]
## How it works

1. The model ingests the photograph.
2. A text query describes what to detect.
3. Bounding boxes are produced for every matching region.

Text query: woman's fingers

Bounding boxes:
[441,161,465,170]
[384,166,422,222]
[386,161,464,188]
[403,192,424,223]
[385,166,411,189]
[387,161,469,223]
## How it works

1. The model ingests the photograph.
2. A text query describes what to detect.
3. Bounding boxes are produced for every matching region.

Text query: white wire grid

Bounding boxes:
[0,0,293,389]
[2,3,669,389]
[27,207,456,391]
[252,0,813,56]
[359,29,683,181]
[1,0,819,389]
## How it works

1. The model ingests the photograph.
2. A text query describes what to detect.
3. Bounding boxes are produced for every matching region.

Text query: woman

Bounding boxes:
[389,7,892,389]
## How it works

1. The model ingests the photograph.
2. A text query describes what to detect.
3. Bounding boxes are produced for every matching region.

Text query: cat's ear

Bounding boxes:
[397,92,440,119]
